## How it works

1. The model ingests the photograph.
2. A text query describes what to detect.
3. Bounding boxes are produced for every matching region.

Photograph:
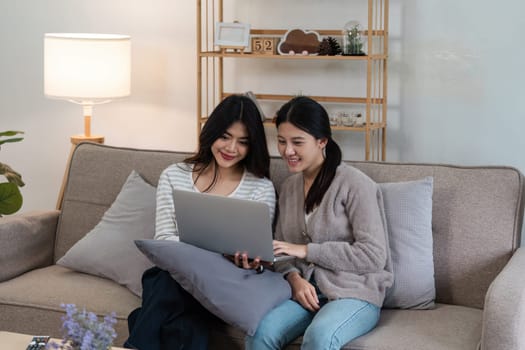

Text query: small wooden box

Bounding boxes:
[251,37,278,55]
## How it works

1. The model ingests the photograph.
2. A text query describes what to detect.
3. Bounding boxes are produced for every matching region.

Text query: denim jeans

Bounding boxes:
[245,297,380,350]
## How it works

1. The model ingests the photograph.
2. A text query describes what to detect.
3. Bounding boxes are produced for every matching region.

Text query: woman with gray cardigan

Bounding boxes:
[246,96,393,350]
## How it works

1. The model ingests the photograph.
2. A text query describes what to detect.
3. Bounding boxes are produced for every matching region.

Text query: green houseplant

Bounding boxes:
[0,130,25,216]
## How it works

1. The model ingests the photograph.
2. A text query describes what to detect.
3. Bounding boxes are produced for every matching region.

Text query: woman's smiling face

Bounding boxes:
[211,121,250,170]
[277,121,326,175]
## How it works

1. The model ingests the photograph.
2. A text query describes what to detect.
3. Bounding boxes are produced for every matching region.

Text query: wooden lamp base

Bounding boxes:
[70,135,105,145]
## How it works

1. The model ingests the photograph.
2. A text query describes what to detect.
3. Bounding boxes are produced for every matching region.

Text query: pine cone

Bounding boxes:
[318,38,331,55]
[327,36,342,55]
[318,37,342,56]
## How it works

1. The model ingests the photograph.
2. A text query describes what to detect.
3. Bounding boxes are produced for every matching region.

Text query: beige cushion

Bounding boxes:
[0,211,59,282]
[0,265,140,346]
[347,304,482,350]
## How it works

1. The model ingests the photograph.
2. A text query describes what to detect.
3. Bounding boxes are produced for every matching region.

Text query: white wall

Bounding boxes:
[1,0,525,242]
[1,0,197,211]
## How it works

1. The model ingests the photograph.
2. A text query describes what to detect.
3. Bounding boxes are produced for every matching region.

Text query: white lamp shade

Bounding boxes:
[44,33,131,101]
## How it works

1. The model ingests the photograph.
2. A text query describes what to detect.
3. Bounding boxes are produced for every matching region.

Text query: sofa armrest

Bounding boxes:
[481,247,525,350]
[0,210,60,282]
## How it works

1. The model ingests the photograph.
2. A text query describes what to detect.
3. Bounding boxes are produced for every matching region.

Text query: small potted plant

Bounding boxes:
[0,130,24,217]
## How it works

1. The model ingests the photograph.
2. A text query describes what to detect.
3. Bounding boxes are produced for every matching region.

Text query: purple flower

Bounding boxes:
[47,303,117,350]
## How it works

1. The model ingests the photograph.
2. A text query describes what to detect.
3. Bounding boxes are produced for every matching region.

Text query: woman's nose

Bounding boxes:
[226,140,236,151]
[285,144,295,155]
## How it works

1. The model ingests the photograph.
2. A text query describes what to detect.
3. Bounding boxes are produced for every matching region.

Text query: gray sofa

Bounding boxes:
[1,142,524,350]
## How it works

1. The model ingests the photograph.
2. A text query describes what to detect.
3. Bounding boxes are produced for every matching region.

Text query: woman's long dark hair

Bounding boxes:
[275,96,342,213]
[185,95,270,192]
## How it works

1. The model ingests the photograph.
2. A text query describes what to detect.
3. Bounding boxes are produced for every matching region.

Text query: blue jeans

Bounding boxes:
[245,298,380,350]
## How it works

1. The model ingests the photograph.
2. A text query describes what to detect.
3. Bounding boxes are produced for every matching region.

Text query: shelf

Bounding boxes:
[263,121,387,132]
[199,116,386,132]
[197,0,389,161]
[328,122,386,131]
[222,92,384,105]
[199,51,387,60]
[250,29,387,37]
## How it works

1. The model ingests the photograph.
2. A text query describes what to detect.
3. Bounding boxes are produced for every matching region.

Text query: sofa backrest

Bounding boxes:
[56,143,524,309]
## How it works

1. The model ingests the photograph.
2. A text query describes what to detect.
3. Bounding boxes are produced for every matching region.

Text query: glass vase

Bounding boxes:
[342,20,365,56]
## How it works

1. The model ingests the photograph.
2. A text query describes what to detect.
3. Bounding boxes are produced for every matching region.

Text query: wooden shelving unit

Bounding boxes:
[197,0,389,161]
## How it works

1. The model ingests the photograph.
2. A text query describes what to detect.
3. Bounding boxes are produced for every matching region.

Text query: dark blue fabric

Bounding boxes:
[124,266,216,350]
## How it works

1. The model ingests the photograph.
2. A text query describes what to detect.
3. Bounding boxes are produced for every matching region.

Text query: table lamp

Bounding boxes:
[44,33,131,208]
[44,33,131,144]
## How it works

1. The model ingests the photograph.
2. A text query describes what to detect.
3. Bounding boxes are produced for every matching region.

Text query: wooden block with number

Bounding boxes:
[251,37,278,55]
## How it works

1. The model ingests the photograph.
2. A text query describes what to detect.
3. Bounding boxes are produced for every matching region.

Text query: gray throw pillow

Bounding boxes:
[380,177,435,309]
[135,239,292,336]
[57,170,155,297]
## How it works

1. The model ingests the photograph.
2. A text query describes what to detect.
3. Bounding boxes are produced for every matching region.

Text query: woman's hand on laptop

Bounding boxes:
[273,240,307,259]
[223,252,274,274]
[223,252,262,269]
[234,252,261,270]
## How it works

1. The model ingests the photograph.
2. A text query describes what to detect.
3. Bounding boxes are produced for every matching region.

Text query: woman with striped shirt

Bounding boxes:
[124,94,276,350]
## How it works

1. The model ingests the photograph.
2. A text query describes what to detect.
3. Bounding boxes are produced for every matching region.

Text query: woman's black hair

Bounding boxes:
[185,94,270,192]
[275,96,342,213]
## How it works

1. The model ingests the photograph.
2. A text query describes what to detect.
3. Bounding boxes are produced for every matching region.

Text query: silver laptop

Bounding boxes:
[172,189,292,264]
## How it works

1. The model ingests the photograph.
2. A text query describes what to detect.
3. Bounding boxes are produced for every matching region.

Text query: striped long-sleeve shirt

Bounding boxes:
[154,162,276,241]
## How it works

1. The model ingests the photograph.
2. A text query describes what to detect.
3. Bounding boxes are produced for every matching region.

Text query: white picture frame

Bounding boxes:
[214,22,251,48]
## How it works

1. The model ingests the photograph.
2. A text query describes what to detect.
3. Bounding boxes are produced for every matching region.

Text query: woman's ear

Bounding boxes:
[318,137,328,149]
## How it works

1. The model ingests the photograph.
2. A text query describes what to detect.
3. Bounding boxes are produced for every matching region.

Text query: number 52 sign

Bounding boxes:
[251,37,278,55]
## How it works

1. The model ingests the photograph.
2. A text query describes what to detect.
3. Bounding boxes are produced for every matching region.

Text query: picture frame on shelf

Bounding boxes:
[215,22,251,53]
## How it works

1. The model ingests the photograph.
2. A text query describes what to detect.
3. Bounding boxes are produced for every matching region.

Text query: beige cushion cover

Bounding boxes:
[0,265,140,346]
[0,211,59,282]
